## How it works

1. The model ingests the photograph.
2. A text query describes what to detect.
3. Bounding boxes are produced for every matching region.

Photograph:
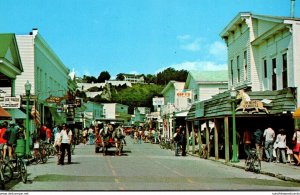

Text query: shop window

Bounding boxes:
[282,53,288,89]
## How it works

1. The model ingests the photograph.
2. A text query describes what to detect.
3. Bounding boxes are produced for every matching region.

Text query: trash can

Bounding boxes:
[16,139,25,157]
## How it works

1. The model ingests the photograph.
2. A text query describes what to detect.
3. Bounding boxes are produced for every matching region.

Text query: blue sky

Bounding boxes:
[0,0,298,78]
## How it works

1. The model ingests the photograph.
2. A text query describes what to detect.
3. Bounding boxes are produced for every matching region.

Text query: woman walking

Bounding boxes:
[292,129,300,165]
[275,128,287,163]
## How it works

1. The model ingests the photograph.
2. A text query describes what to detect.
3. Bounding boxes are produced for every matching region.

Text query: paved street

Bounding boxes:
[7,137,300,191]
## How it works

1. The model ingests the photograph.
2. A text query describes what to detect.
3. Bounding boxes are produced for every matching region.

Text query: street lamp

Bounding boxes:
[230,88,239,163]
[25,80,31,157]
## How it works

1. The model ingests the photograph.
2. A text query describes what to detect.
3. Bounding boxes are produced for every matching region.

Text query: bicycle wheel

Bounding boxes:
[245,156,252,171]
[2,163,13,183]
[33,153,41,165]
[0,171,4,190]
[18,159,27,183]
[41,148,48,164]
[253,157,261,173]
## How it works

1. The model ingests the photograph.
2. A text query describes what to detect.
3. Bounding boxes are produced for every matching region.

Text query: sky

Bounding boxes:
[0,0,299,78]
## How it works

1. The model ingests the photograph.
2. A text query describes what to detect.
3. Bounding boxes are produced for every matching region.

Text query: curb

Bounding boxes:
[187,151,300,183]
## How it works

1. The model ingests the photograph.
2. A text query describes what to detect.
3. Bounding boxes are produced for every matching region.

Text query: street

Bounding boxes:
[7,137,300,191]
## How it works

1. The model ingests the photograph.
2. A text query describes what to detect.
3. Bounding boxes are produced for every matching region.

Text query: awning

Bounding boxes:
[293,107,300,118]
[0,106,11,119]
[6,108,26,119]
[49,107,65,124]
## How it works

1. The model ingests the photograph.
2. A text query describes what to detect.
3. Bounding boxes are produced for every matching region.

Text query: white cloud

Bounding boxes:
[209,41,227,61]
[155,60,227,74]
[180,38,204,52]
[176,34,191,41]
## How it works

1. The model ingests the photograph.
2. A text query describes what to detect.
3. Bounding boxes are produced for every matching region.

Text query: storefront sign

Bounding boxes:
[0,96,21,108]
[153,97,164,106]
[176,92,191,97]
[45,96,64,104]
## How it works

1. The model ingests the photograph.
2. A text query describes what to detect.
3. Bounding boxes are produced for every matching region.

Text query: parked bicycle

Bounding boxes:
[159,138,175,150]
[32,141,48,164]
[245,148,261,173]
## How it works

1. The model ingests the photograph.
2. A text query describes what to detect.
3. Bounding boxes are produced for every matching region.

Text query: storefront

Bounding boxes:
[186,88,297,162]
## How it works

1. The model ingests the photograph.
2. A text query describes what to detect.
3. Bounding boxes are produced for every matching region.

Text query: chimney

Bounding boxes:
[291,0,295,18]
[31,28,38,38]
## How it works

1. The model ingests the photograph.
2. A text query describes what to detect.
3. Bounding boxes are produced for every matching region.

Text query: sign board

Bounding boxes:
[153,97,164,106]
[0,96,21,108]
[176,92,191,97]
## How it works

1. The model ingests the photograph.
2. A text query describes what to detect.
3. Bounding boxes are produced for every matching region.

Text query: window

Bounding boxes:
[282,53,288,88]
[237,56,240,82]
[230,59,234,85]
[264,59,267,78]
[243,51,247,80]
[272,58,277,90]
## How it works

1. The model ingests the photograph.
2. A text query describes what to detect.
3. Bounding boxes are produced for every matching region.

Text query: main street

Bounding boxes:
[8,137,300,191]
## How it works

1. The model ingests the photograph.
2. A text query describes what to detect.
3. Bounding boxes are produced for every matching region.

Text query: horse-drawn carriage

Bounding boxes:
[95,126,125,156]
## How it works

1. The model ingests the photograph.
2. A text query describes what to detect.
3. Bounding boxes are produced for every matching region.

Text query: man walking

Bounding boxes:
[59,124,72,165]
[263,126,275,162]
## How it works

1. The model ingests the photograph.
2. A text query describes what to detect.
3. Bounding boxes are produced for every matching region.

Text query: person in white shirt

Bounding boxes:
[263,126,275,162]
[59,124,72,165]
[274,128,287,163]
[53,126,62,165]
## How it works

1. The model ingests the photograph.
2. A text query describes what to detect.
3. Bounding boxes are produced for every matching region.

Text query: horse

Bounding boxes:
[235,90,269,114]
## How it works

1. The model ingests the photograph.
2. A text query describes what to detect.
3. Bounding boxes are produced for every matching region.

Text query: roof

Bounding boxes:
[185,70,228,88]
[220,12,300,38]
[161,81,185,95]
[187,87,296,120]
[0,34,23,77]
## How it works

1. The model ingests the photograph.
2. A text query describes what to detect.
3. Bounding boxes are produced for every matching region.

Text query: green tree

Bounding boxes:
[97,71,111,83]
[116,73,125,81]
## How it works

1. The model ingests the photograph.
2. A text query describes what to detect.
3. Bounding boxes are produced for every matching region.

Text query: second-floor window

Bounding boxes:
[272,58,277,90]
[282,53,288,88]
[237,55,240,82]
[263,59,267,78]
[243,51,247,80]
[230,59,234,85]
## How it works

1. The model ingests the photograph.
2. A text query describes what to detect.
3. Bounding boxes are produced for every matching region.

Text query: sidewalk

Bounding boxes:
[187,148,300,183]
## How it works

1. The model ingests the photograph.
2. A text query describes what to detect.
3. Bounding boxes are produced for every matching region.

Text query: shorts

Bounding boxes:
[0,144,7,150]
[34,143,40,149]
[293,143,300,153]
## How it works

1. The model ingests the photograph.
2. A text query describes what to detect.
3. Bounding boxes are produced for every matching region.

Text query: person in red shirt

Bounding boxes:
[46,127,51,143]
[0,121,8,160]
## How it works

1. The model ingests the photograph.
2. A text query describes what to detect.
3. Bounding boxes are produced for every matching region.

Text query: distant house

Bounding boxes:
[184,70,228,103]
[100,103,131,124]
[122,74,145,84]
[160,81,192,139]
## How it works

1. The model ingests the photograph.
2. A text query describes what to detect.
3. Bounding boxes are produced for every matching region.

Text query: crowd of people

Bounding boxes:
[242,126,300,165]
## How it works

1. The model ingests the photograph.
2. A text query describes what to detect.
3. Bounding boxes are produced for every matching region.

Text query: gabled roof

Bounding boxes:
[0,33,23,77]
[220,12,300,39]
[161,80,185,95]
[184,70,228,88]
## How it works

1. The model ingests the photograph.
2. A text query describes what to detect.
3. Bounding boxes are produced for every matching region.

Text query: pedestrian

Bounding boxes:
[138,128,142,144]
[133,129,138,144]
[292,129,300,165]
[46,125,51,144]
[263,126,275,162]
[173,128,181,156]
[0,121,8,160]
[144,129,149,143]
[286,145,294,164]
[53,126,62,164]
[88,126,95,145]
[181,130,187,156]
[6,121,18,160]
[82,128,88,145]
[59,124,72,165]
[253,128,263,160]
[243,128,252,158]
[274,128,287,163]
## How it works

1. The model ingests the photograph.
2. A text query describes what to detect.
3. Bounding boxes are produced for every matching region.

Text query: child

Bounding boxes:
[33,138,40,159]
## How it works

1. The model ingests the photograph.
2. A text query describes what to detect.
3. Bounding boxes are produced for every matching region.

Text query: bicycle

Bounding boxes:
[245,148,261,173]
[32,142,48,164]
[4,154,27,183]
